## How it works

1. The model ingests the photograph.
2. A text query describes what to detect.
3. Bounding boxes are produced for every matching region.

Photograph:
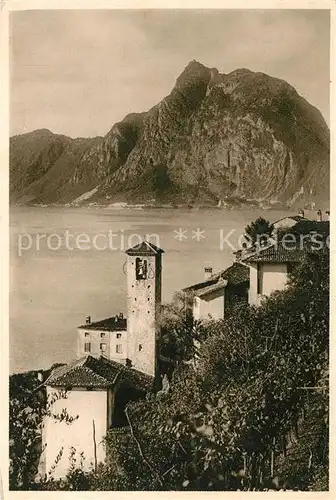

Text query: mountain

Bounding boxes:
[10,61,330,208]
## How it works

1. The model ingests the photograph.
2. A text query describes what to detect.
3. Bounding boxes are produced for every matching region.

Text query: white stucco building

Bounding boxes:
[183,262,250,321]
[77,314,127,362]
[240,217,330,305]
[40,356,152,479]
[241,245,297,306]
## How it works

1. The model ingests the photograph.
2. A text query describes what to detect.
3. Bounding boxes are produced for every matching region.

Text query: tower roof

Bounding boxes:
[125,240,164,256]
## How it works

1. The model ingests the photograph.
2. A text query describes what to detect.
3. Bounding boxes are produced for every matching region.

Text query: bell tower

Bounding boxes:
[125,240,163,377]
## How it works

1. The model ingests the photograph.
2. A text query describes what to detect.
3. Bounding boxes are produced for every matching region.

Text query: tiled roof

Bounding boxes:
[183,276,218,294]
[289,220,329,235]
[125,240,164,256]
[242,245,306,263]
[183,262,249,294]
[241,241,327,264]
[78,315,127,331]
[273,215,307,225]
[221,262,250,285]
[194,279,228,297]
[242,221,329,264]
[44,355,153,391]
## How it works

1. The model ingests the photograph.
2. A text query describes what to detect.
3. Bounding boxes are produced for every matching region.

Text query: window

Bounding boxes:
[84,343,91,352]
[116,333,122,339]
[100,343,106,352]
[135,257,148,280]
[138,344,143,352]
[116,344,123,354]
[100,332,105,338]
[85,332,89,337]
[257,263,263,295]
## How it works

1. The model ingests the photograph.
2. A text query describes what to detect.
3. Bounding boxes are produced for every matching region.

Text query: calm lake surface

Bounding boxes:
[10,207,290,373]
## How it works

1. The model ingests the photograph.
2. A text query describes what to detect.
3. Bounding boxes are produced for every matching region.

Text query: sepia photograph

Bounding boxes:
[7,5,331,492]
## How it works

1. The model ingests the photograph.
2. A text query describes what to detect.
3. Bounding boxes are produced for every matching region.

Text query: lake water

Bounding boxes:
[10,206,290,373]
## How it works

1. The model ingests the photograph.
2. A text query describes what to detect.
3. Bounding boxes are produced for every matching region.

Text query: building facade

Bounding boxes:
[126,241,163,378]
[40,355,152,479]
[241,217,329,305]
[183,262,249,321]
[77,314,127,362]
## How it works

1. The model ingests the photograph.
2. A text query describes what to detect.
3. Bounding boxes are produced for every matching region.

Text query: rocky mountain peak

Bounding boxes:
[10,62,329,209]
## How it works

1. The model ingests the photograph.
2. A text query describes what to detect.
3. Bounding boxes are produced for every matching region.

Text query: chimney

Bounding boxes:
[119,312,124,319]
[37,371,43,382]
[317,209,322,222]
[325,210,330,221]
[85,316,91,325]
[298,209,305,218]
[204,266,213,281]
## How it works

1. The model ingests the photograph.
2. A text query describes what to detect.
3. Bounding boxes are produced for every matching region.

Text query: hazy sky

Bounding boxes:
[10,9,330,138]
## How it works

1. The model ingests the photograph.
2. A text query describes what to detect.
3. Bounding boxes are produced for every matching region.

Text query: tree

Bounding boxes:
[158,291,207,365]
[244,217,274,245]
[9,383,79,490]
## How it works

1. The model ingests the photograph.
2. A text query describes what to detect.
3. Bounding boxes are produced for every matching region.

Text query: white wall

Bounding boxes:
[42,387,110,479]
[77,328,127,363]
[262,263,288,296]
[193,288,225,321]
[248,262,288,305]
[248,263,259,305]
[109,330,127,363]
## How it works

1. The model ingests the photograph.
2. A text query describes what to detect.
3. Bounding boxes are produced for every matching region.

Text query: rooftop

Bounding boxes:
[241,240,329,264]
[194,279,228,297]
[287,219,329,235]
[242,220,329,264]
[221,261,250,285]
[125,240,164,256]
[78,315,127,331]
[183,262,250,294]
[44,355,153,391]
[273,215,307,225]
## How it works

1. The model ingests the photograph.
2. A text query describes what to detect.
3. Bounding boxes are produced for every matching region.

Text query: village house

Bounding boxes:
[240,214,329,306]
[182,262,249,321]
[40,356,152,479]
[77,314,127,362]
[39,240,164,479]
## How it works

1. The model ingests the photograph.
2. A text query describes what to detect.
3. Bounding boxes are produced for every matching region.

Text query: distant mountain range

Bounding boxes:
[10,60,330,209]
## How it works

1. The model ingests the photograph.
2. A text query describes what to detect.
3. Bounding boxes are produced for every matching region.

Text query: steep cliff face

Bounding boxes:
[10,61,329,207]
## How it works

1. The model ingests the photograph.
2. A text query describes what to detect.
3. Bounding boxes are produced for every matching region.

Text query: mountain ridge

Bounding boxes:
[10,61,330,209]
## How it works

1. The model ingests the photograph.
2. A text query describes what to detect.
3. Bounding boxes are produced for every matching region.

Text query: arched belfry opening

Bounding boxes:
[135,257,148,280]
